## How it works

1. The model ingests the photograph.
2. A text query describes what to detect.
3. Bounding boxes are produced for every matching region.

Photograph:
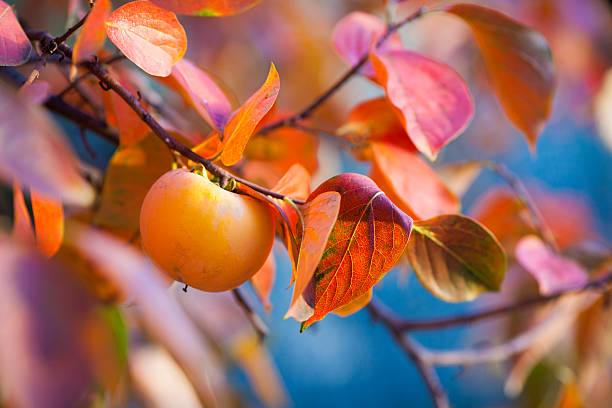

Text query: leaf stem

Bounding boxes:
[257,7,426,134]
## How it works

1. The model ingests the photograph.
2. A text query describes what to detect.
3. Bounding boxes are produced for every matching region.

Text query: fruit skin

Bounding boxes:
[140,169,275,292]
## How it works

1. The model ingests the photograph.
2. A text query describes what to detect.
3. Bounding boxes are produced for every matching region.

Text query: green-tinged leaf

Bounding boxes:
[92,134,173,241]
[300,173,413,329]
[406,214,506,302]
[285,191,341,322]
[105,1,187,77]
[0,0,32,66]
[221,63,280,166]
[0,237,120,408]
[0,83,95,206]
[446,4,555,148]
[151,0,261,16]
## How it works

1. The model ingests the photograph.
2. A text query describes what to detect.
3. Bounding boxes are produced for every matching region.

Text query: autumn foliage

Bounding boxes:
[0,0,611,407]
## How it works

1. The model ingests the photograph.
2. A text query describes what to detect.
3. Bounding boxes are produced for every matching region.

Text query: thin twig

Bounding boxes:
[257,7,426,134]
[484,160,559,251]
[26,29,306,204]
[57,55,124,98]
[53,10,90,46]
[232,288,268,341]
[390,269,612,332]
[367,302,449,408]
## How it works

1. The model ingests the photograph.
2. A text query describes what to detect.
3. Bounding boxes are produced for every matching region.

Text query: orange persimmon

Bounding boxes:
[140,169,275,292]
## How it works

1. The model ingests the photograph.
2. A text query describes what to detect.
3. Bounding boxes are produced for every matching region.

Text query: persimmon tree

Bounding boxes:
[0,0,610,407]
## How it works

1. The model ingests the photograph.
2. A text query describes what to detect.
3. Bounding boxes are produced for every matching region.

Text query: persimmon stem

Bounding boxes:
[232,288,268,341]
[24,29,305,204]
[257,7,426,134]
[367,302,449,408]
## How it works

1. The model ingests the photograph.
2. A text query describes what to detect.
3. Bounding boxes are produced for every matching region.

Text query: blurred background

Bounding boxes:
[4,0,612,407]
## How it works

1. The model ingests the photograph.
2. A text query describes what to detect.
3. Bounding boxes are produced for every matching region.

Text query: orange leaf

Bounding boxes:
[337,97,416,156]
[71,0,110,78]
[150,0,261,16]
[105,1,187,77]
[332,288,372,317]
[30,188,64,258]
[285,191,341,322]
[0,0,32,66]
[370,142,459,220]
[221,63,280,166]
[300,173,413,329]
[110,73,151,146]
[0,83,94,206]
[371,50,474,160]
[12,182,34,243]
[446,4,555,149]
[250,251,275,311]
[271,163,311,202]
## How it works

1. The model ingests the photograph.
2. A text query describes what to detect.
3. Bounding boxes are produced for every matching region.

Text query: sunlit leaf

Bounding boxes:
[286,191,341,322]
[105,1,187,77]
[166,58,233,131]
[371,50,474,160]
[337,97,416,159]
[332,11,402,78]
[31,188,64,258]
[271,163,311,201]
[332,288,372,317]
[370,142,459,220]
[406,214,506,302]
[446,4,555,148]
[150,0,261,16]
[221,63,280,166]
[436,160,483,199]
[242,125,318,188]
[71,0,111,78]
[0,0,32,66]
[251,251,275,311]
[301,173,413,329]
[109,71,151,145]
[12,182,34,243]
[0,238,120,408]
[68,225,229,407]
[0,83,95,206]
[92,134,173,241]
[515,235,588,295]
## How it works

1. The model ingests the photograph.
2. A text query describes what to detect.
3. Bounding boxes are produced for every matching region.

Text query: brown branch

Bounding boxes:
[388,269,612,332]
[232,288,268,341]
[54,9,90,46]
[26,29,305,203]
[367,302,449,408]
[258,7,426,134]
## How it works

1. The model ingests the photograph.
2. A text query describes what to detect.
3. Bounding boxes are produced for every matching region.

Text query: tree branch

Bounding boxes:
[26,29,305,204]
[257,7,426,134]
[390,268,612,332]
[367,301,449,408]
[232,288,268,341]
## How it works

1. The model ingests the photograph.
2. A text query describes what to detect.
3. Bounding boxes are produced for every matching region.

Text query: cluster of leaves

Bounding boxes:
[0,0,609,406]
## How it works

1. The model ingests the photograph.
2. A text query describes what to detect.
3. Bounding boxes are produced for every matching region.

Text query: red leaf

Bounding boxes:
[105,1,187,77]
[369,142,459,220]
[446,4,555,148]
[31,188,64,258]
[0,1,32,66]
[337,97,416,158]
[221,63,280,166]
[150,0,261,16]
[301,173,413,329]
[285,191,341,322]
[167,58,233,131]
[515,235,588,295]
[332,288,372,317]
[71,0,110,78]
[251,251,275,311]
[12,182,34,243]
[332,11,402,78]
[371,50,474,160]
[0,83,94,206]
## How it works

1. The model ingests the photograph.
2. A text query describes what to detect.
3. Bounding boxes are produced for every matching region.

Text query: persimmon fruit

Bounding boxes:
[139,168,275,292]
